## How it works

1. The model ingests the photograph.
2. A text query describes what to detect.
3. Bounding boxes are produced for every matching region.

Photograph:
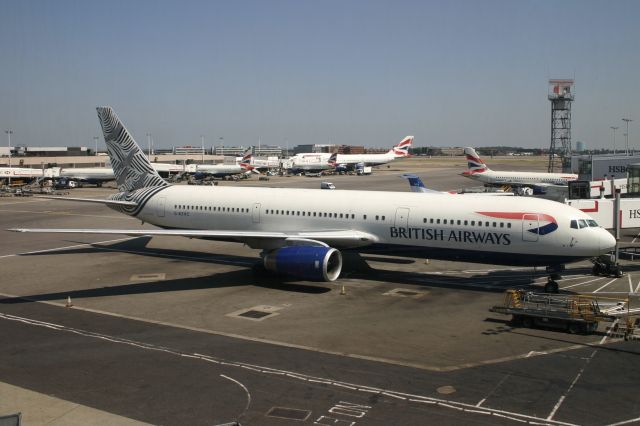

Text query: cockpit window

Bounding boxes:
[578,219,588,229]
[570,220,578,229]
[587,219,599,227]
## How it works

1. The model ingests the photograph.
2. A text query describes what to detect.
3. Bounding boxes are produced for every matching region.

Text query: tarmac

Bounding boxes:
[1,157,639,425]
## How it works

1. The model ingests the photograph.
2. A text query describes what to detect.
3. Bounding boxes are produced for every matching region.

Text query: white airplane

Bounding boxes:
[336,135,413,167]
[194,150,255,178]
[0,167,46,181]
[462,147,578,195]
[54,167,115,187]
[151,162,194,177]
[291,136,413,171]
[401,174,513,196]
[289,152,337,174]
[9,107,616,293]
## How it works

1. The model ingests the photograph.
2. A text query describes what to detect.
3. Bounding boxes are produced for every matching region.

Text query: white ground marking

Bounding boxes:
[547,349,597,421]
[607,416,640,426]
[600,319,619,345]
[0,237,137,260]
[475,373,511,407]
[629,275,634,293]
[0,312,579,426]
[635,280,640,294]
[560,277,606,290]
[220,374,252,417]
[0,290,599,373]
[594,279,618,293]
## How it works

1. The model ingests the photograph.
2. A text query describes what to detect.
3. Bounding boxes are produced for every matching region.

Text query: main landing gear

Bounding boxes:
[544,265,565,293]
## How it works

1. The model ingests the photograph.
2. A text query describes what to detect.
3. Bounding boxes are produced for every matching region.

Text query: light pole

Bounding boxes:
[200,135,205,163]
[146,133,152,159]
[219,137,223,156]
[610,126,618,154]
[622,118,633,155]
[5,129,13,186]
[93,136,99,156]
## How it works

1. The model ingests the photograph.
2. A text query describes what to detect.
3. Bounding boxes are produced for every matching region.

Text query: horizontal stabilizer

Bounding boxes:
[33,195,138,207]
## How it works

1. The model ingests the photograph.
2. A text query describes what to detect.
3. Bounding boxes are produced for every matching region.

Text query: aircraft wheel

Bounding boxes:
[592,264,601,276]
[544,280,559,294]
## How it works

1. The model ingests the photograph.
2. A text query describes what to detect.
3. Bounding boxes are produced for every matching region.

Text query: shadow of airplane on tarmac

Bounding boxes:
[8,236,612,304]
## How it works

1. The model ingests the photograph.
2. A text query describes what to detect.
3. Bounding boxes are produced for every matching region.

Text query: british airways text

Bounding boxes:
[389,227,511,245]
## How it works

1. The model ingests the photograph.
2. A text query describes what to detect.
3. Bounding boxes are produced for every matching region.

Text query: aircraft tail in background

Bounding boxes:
[391,136,414,157]
[463,147,490,175]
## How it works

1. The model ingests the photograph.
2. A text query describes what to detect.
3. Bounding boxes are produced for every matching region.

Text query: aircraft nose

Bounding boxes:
[600,230,617,254]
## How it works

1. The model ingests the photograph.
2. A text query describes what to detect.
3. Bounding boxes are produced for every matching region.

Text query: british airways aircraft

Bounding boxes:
[9,108,615,293]
[401,174,513,196]
[462,147,578,195]
[194,149,254,178]
[291,136,413,171]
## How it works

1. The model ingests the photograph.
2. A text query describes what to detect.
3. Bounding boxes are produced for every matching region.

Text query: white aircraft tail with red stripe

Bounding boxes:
[390,136,414,157]
[463,147,490,176]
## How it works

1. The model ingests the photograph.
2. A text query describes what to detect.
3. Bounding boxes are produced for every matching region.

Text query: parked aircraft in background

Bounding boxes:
[290,152,337,174]
[401,174,513,196]
[462,147,578,195]
[9,107,616,293]
[194,150,255,178]
[54,167,115,187]
[291,136,413,172]
[335,136,413,168]
[1,167,46,183]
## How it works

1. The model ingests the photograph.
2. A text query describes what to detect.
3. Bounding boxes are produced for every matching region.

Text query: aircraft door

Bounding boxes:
[395,207,410,228]
[522,214,538,242]
[252,202,261,223]
[157,197,166,217]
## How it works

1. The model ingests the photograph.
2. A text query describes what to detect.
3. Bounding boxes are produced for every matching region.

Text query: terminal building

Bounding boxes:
[571,153,640,181]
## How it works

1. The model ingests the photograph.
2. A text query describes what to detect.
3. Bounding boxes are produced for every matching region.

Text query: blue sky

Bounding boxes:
[0,0,638,150]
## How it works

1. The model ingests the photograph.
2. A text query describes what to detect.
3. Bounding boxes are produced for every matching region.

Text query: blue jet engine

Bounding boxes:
[263,246,343,281]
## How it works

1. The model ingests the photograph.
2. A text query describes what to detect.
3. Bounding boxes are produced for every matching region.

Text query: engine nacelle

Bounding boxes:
[263,246,342,282]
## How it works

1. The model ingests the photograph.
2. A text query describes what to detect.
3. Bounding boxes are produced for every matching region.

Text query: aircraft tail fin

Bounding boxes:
[392,136,414,157]
[401,174,444,194]
[328,152,338,167]
[463,147,489,175]
[239,148,254,171]
[96,107,168,192]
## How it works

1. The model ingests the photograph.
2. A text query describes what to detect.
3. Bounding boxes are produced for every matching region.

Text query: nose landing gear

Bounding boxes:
[544,265,565,293]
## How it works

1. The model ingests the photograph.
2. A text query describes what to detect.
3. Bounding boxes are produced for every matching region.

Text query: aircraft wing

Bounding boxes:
[7,228,378,249]
[32,195,137,207]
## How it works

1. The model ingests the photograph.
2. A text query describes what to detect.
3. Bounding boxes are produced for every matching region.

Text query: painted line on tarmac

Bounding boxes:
[0,290,595,374]
[546,349,597,421]
[0,311,578,426]
[629,275,634,293]
[560,277,606,290]
[593,279,618,293]
[0,237,137,260]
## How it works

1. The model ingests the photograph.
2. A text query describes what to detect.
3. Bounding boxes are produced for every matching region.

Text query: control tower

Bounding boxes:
[548,79,574,172]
